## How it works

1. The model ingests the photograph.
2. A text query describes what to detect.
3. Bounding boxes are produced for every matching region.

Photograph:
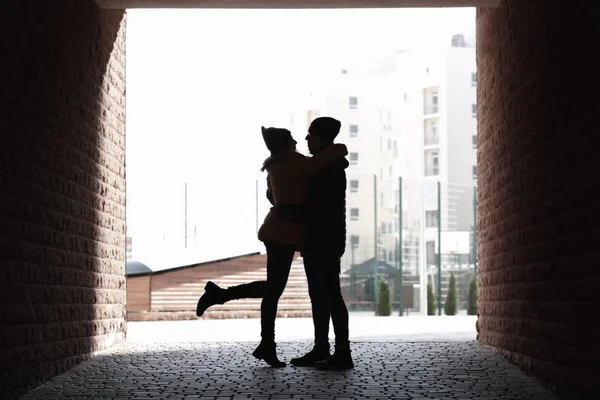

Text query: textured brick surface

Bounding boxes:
[0,1,127,398]
[476,0,600,394]
[23,341,558,400]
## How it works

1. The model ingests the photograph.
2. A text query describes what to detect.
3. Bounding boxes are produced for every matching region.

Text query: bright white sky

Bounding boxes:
[125,8,475,267]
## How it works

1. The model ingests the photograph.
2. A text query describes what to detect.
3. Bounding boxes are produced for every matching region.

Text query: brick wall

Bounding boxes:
[0,1,127,398]
[476,0,600,394]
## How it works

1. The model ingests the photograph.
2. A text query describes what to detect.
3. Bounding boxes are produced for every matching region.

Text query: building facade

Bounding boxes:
[295,35,478,312]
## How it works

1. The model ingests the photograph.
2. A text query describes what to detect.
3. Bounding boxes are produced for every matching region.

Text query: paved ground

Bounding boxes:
[126,316,479,343]
[23,317,559,400]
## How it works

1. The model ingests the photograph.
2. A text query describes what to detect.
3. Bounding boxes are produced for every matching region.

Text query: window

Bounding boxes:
[349,124,359,137]
[388,251,393,263]
[426,210,439,228]
[472,165,478,179]
[426,241,436,264]
[350,235,360,248]
[403,93,408,102]
[349,152,359,165]
[350,208,360,221]
[472,134,477,149]
[472,104,477,117]
[381,222,387,234]
[389,166,393,177]
[388,222,393,234]
[471,72,477,87]
[381,248,387,262]
[350,180,359,193]
[388,138,392,150]
[349,96,358,109]
[431,92,439,113]
[426,152,440,176]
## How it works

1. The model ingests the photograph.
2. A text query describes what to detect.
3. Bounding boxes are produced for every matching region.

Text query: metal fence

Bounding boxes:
[339,174,478,316]
[127,172,478,316]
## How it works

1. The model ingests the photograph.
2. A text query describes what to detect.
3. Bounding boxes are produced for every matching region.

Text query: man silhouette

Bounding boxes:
[290,116,353,370]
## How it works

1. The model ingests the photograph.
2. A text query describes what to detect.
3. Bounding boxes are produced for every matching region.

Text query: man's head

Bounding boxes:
[306,117,341,154]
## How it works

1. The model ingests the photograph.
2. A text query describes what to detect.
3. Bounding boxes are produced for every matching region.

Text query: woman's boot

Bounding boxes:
[196,281,226,316]
[252,341,286,368]
[196,281,266,317]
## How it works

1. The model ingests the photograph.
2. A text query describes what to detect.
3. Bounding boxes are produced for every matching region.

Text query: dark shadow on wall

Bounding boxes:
[475,0,600,398]
[0,1,126,399]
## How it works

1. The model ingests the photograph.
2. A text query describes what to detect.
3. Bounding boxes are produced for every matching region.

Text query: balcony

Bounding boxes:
[424,166,440,176]
[424,105,439,115]
[424,134,440,146]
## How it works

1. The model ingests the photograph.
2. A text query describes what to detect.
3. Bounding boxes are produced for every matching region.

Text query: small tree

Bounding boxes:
[444,272,458,316]
[377,278,392,316]
[427,282,437,316]
[467,274,478,315]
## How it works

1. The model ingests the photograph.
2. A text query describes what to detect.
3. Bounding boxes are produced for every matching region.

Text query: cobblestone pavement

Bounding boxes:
[24,341,558,400]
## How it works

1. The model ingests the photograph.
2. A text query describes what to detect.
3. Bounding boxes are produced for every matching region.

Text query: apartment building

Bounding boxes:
[394,34,477,266]
[296,34,477,278]
[298,70,400,273]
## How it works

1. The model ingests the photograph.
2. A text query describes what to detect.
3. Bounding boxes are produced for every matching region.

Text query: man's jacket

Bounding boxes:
[303,157,349,258]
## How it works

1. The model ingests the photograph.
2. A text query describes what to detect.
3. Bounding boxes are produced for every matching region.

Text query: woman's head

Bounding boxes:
[261,126,297,154]
[260,126,297,172]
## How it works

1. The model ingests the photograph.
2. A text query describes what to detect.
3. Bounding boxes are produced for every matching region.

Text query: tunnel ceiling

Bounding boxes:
[95,0,499,9]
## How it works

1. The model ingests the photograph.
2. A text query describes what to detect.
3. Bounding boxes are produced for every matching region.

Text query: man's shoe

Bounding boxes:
[315,349,354,370]
[196,281,226,316]
[252,342,286,368]
[290,346,330,367]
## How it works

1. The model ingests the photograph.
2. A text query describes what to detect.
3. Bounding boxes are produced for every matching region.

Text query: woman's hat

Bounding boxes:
[261,126,292,152]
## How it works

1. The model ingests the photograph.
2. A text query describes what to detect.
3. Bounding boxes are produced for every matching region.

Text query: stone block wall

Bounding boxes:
[0,1,127,398]
[476,0,600,394]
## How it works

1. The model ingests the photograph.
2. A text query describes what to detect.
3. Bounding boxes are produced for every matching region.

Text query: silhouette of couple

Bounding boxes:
[196,117,353,370]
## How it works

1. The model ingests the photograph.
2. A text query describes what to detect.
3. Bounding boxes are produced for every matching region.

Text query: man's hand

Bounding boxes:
[333,143,348,156]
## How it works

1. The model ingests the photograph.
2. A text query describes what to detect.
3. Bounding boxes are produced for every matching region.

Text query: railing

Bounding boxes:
[424,135,440,146]
[424,105,439,115]
[424,166,440,176]
[128,173,479,318]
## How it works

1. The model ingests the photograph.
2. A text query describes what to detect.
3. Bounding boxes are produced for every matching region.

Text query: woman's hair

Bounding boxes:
[260,126,292,172]
[260,155,280,172]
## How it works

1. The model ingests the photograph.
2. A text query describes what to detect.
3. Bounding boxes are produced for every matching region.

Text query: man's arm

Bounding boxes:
[280,144,348,179]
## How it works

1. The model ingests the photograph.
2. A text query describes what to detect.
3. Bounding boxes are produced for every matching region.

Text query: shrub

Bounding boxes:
[376,278,392,316]
[427,282,437,316]
[444,272,458,316]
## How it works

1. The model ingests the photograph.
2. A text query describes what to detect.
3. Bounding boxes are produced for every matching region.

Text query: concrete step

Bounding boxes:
[169,278,308,288]
[151,296,310,303]
[153,303,313,311]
